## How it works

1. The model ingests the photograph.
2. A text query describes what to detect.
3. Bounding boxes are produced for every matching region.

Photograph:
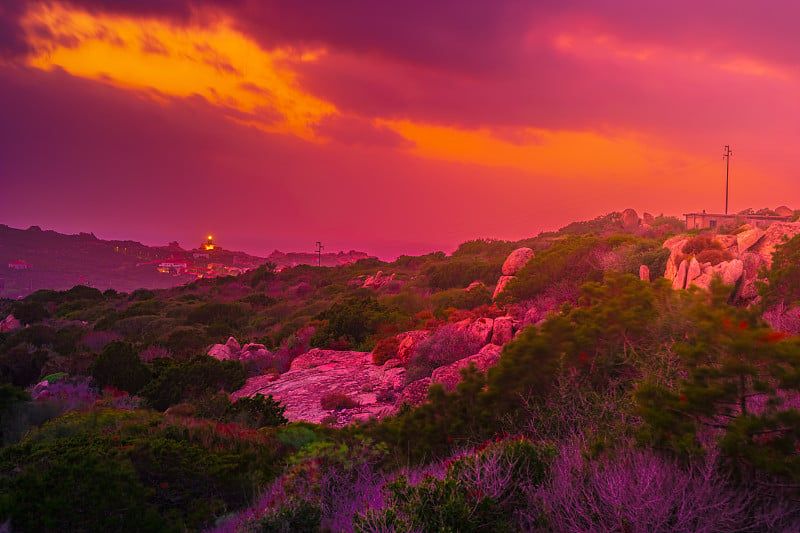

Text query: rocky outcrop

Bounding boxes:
[396,330,431,363]
[643,212,655,225]
[363,271,396,289]
[491,316,514,345]
[672,259,688,290]
[737,227,765,253]
[663,221,800,301]
[232,349,405,425]
[0,314,21,333]
[493,275,515,299]
[430,344,502,392]
[754,223,800,268]
[621,208,640,230]
[639,265,650,282]
[775,206,794,217]
[208,336,271,362]
[662,236,689,281]
[502,248,535,276]
[455,317,494,345]
[401,377,432,407]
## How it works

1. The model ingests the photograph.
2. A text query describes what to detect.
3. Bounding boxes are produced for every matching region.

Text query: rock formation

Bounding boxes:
[0,314,21,333]
[430,344,502,392]
[501,247,535,276]
[621,208,640,230]
[662,221,800,300]
[494,247,535,300]
[232,349,405,425]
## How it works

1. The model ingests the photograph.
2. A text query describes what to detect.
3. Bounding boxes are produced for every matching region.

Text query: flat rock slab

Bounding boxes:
[231,349,405,425]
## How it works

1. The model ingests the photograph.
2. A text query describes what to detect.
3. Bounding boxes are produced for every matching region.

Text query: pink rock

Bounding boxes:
[430,344,502,392]
[639,265,650,281]
[491,316,514,345]
[621,208,639,230]
[501,248,535,276]
[493,275,515,299]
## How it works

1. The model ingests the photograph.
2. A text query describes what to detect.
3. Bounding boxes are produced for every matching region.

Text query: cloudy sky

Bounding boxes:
[1,1,798,258]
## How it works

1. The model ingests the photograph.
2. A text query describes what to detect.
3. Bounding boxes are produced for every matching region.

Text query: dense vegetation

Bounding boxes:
[2,212,800,531]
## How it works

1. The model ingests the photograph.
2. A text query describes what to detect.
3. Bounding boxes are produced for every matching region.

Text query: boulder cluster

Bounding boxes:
[228,313,521,427]
[663,222,800,299]
[493,247,535,299]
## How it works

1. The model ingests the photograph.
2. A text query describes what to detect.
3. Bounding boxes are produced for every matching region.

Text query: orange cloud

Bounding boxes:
[381,119,708,183]
[21,3,336,138]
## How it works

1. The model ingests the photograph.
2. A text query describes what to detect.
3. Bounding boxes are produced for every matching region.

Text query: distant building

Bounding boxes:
[157,257,191,274]
[684,211,793,230]
[7,260,31,270]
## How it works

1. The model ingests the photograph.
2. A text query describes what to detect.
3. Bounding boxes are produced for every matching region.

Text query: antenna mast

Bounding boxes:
[723,145,733,214]
[315,241,324,267]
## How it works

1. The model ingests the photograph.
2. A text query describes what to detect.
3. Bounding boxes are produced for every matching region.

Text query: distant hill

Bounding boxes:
[0,225,373,298]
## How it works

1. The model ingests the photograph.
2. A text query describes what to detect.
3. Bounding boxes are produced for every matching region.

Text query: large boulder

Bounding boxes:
[430,344,502,392]
[754,222,800,268]
[621,208,640,230]
[737,252,767,300]
[639,265,650,282]
[686,257,702,285]
[643,212,655,225]
[672,259,688,290]
[720,259,744,285]
[491,316,514,345]
[662,236,688,280]
[455,317,494,345]
[0,314,21,333]
[225,336,241,352]
[400,378,432,407]
[737,227,765,253]
[493,275,516,299]
[396,330,431,363]
[775,206,794,217]
[208,344,234,360]
[501,248,535,276]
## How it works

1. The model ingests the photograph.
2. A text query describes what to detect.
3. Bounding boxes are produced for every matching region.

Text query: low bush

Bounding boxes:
[405,324,482,383]
[372,336,400,365]
[320,392,359,411]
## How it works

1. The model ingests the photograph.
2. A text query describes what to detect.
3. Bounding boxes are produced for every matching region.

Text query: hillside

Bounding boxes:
[0,224,374,298]
[2,209,800,531]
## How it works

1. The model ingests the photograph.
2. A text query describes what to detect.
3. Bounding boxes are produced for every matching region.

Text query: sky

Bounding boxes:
[1,1,799,260]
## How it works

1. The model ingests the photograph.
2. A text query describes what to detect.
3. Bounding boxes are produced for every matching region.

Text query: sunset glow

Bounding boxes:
[2,1,799,258]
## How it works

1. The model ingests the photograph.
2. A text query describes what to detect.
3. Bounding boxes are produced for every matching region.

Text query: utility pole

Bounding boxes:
[723,144,733,214]
[315,241,324,267]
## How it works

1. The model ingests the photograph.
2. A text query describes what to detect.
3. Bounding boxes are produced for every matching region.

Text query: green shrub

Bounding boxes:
[225,393,288,428]
[405,324,482,383]
[759,233,800,308]
[89,341,151,394]
[141,355,246,411]
[372,336,400,365]
[320,392,359,410]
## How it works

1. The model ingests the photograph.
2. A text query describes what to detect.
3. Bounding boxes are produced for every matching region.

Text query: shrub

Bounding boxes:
[224,393,288,428]
[372,336,400,365]
[759,233,800,308]
[405,324,482,383]
[320,392,359,411]
[696,247,733,265]
[88,341,151,394]
[10,301,50,325]
[141,355,246,411]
